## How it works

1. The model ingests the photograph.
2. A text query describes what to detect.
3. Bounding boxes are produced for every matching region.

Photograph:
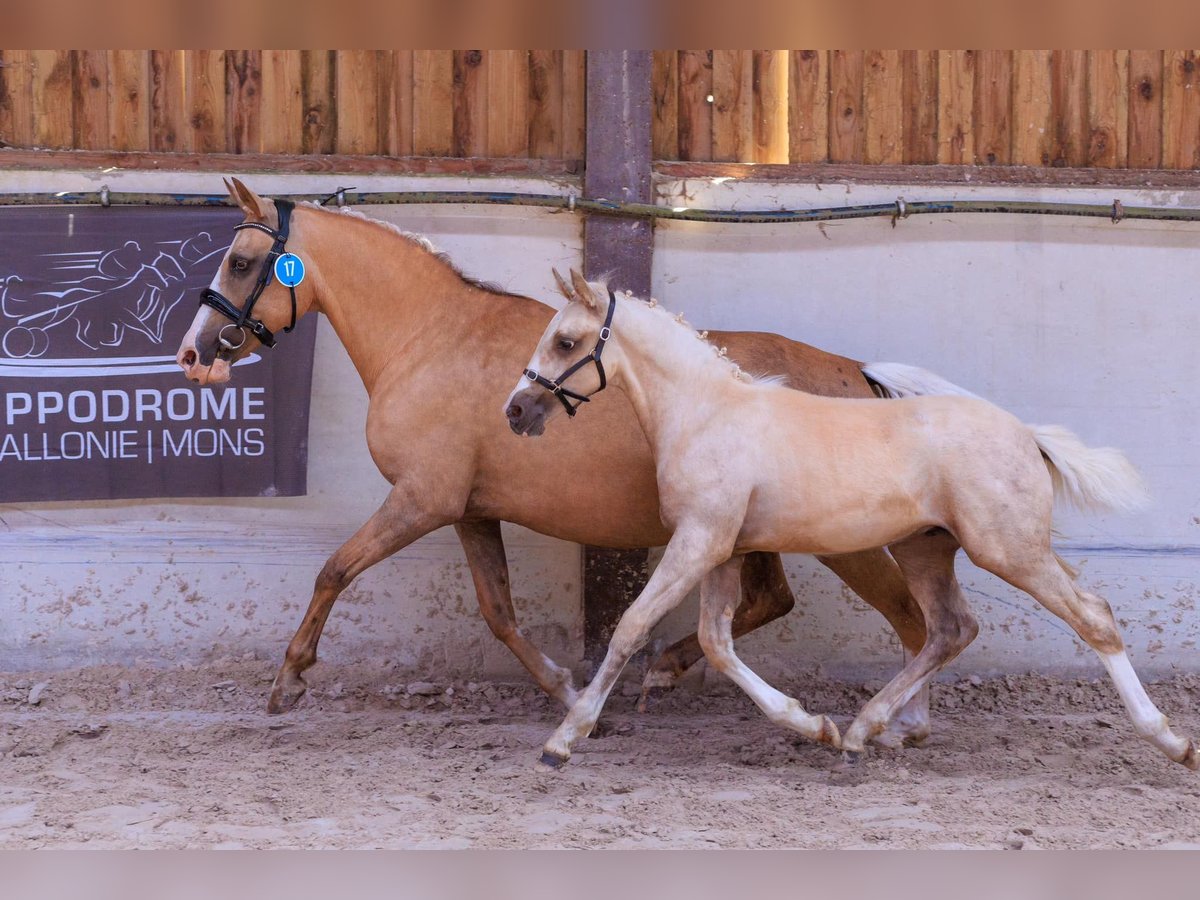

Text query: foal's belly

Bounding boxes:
[735,487,934,556]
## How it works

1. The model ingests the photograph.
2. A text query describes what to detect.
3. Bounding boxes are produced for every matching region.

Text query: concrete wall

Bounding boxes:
[2,167,1198,682]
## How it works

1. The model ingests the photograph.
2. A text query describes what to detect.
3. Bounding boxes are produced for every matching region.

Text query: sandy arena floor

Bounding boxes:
[0,661,1198,849]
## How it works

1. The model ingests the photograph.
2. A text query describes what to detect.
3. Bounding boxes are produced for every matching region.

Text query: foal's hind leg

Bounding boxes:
[640,551,794,699]
[698,557,839,746]
[267,487,452,714]
[971,549,1198,770]
[842,531,979,754]
[455,520,579,708]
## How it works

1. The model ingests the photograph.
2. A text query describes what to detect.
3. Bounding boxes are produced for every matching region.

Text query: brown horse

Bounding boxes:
[175,178,931,744]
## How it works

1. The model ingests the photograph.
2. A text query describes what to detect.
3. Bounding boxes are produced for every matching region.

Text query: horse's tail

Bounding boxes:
[861,361,982,401]
[1029,424,1149,515]
[864,361,1149,515]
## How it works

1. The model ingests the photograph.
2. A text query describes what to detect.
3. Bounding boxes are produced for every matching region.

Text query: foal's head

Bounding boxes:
[505,269,616,437]
[176,178,317,385]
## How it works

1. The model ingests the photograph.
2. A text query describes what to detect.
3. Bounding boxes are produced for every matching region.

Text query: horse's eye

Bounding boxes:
[557,338,575,351]
[231,257,249,272]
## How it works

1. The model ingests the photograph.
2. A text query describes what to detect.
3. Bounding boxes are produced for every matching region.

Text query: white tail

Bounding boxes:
[865,361,1149,515]
[1030,424,1149,514]
[862,361,982,400]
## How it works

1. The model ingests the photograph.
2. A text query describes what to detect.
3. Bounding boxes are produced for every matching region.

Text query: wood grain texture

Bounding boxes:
[1013,50,1053,166]
[562,50,586,161]
[412,50,452,157]
[0,50,35,147]
[74,50,110,151]
[486,50,529,158]
[677,50,713,161]
[226,50,262,154]
[261,50,303,155]
[31,50,73,149]
[334,50,379,155]
[300,50,335,155]
[937,50,975,165]
[974,50,1012,165]
[864,49,902,165]
[1163,50,1200,170]
[788,50,827,163]
[1051,50,1088,167]
[1086,50,1129,168]
[1128,50,1163,170]
[712,49,753,162]
[149,50,185,152]
[753,50,788,163]
[652,50,679,160]
[187,50,227,154]
[452,49,487,158]
[901,51,937,164]
[829,50,865,163]
[528,49,563,159]
[380,50,414,157]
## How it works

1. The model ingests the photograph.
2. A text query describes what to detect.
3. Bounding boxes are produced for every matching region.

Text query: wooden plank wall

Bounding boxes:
[3,50,1198,170]
[0,50,586,160]
[654,50,1200,169]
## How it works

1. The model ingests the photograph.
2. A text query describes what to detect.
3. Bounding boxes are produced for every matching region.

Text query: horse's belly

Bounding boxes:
[737,489,930,555]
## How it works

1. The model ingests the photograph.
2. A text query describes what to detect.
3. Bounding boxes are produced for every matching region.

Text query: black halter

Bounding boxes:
[199,199,298,351]
[523,289,617,417]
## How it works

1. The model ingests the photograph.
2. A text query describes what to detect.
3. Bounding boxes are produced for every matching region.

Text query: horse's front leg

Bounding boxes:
[455,519,579,708]
[267,484,454,714]
[540,524,726,767]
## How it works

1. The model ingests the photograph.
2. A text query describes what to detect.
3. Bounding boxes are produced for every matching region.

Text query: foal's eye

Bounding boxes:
[557,338,575,351]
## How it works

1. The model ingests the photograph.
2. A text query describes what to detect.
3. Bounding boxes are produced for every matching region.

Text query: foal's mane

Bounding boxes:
[299,201,525,299]
[601,283,784,388]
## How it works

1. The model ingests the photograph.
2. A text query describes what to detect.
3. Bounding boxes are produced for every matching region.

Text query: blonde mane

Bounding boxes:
[604,284,784,387]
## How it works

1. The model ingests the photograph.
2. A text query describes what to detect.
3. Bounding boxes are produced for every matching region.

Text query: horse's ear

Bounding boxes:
[552,268,575,301]
[568,268,601,312]
[222,178,240,206]
[228,177,269,222]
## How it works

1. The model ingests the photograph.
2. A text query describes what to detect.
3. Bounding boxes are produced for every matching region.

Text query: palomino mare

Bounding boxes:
[176,179,937,741]
[506,271,1197,772]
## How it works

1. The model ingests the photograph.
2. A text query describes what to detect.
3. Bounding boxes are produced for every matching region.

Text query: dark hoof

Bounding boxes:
[538,750,569,770]
[636,685,671,714]
[266,675,307,715]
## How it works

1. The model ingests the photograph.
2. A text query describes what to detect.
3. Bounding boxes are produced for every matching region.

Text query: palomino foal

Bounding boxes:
[505,270,1197,772]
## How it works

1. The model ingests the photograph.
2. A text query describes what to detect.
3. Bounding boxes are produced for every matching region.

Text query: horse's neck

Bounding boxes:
[613,301,740,453]
[304,210,477,392]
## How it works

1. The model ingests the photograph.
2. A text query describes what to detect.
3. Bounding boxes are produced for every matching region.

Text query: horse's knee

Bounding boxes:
[315,558,352,595]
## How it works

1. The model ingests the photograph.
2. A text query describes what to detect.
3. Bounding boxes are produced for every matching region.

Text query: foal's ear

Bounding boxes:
[552,268,575,301]
[227,177,270,223]
[568,268,602,312]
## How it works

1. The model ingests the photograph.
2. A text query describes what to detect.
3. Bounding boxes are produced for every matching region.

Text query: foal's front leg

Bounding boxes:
[540,525,726,767]
[698,557,840,746]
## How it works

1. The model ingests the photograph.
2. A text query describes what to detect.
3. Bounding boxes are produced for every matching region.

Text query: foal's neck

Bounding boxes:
[302,207,486,392]
[610,298,746,451]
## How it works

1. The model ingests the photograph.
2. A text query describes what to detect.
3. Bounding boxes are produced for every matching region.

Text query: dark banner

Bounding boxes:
[0,206,317,502]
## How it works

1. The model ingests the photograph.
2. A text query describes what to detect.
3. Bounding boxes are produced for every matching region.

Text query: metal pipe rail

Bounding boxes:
[2,188,1200,225]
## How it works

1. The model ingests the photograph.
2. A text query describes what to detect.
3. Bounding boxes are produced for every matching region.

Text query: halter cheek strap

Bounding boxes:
[198,199,298,350]
[523,289,616,417]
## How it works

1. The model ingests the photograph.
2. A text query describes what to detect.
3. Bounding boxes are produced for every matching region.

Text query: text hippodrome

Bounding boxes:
[4,386,266,426]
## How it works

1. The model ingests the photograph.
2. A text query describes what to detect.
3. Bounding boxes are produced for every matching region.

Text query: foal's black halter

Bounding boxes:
[199,199,298,351]
[523,289,617,416]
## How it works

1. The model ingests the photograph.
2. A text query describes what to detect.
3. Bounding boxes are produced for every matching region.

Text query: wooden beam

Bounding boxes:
[581,50,653,665]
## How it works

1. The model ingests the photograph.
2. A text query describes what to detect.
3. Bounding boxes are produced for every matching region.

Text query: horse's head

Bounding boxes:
[176,178,316,385]
[504,268,617,437]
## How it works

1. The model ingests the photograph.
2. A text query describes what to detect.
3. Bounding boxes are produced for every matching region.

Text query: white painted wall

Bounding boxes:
[2,168,1197,683]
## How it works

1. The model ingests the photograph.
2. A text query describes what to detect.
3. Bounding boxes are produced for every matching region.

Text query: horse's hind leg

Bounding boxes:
[970,548,1198,770]
[455,520,579,708]
[698,556,840,746]
[267,487,451,714]
[640,551,793,700]
[842,531,978,753]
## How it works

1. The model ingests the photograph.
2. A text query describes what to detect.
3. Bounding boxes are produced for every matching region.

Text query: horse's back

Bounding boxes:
[712,330,872,399]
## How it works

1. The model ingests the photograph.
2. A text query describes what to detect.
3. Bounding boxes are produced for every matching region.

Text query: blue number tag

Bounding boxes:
[275,253,305,287]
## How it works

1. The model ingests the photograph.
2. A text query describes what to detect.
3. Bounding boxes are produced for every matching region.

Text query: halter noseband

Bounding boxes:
[199,199,298,351]
[523,289,617,417]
